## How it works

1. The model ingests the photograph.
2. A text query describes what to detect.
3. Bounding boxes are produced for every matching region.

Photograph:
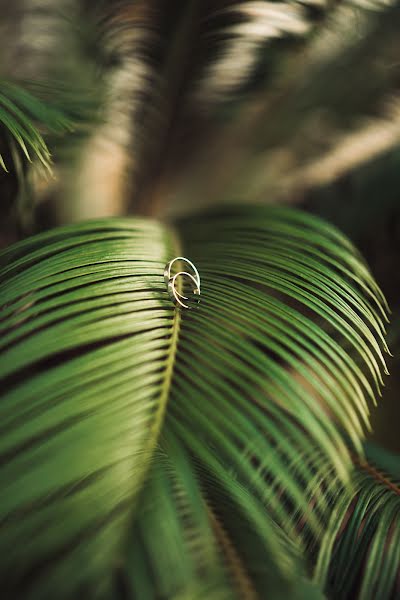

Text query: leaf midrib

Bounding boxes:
[146,228,182,455]
[127,228,182,497]
[354,456,400,497]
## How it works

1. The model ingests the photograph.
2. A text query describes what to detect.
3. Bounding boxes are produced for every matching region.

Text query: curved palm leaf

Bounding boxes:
[125,431,239,600]
[0,205,388,598]
[0,80,70,173]
[316,443,400,600]
[126,428,325,599]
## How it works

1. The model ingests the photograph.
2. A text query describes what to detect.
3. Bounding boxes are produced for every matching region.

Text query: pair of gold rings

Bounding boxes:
[164,257,200,310]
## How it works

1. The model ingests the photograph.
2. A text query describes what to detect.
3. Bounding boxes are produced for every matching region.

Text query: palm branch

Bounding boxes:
[0,205,391,598]
[0,1,399,599]
[317,443,400,600]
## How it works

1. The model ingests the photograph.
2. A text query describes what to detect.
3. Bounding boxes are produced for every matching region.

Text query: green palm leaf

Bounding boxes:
[316,443,400,599]
[126,428,325,599]
[0,80,71,173]
[125,431,234,599]
[0,205,388,598]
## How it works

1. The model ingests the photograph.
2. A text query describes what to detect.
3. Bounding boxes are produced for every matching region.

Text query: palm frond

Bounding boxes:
[0,2,106,227]
[0,218,177,598]
[316,443,400,599]
[0,205,389,597]
[171,417,325,599]
[0,80,70,173]
[126,428,323,599]
[125,431,235,599]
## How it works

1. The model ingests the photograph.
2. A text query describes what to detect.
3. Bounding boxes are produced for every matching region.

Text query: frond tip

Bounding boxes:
[0,80,71,173]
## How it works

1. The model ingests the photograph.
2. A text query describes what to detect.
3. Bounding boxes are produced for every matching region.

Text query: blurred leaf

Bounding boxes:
[0,206,389,597]
[316,443,400,599]
[0,80,71,173]
[125,431,236,599]
[4,1,398,221]
[169,0,400,216]
[296,153,400,453]
[59,0,342,216]
[128,428,326,599]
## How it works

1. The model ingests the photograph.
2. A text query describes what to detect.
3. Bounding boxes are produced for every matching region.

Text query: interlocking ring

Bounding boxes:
[164,257,201,310]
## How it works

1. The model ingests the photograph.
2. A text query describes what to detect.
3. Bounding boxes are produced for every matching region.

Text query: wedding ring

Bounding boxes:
[164,257,201,309]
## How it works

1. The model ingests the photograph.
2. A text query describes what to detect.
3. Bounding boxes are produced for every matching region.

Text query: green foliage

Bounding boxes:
[126,431,235,599]
[317,443,400,599]
[1,2,399,598]
[0,206,390,598]
[0,80,71,173]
